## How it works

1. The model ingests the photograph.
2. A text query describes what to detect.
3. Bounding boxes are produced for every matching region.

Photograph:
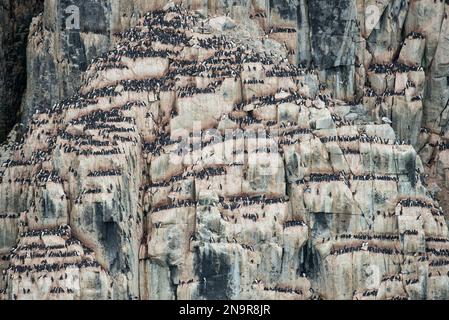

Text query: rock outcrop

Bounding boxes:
[1,1,448,219]
[0,0,44,141]
[1,6,449,300]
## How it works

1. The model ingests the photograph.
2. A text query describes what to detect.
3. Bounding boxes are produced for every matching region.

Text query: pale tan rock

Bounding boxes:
[398,37,426,67]
[1,4,449,302]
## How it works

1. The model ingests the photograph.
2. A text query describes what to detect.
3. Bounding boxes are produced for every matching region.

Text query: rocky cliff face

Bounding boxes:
[2,1,449,213]
[1,4,449,300]
[0,0,44,141]
[3,1,449,134]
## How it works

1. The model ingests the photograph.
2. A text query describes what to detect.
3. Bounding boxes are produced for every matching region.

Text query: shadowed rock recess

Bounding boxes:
[0,0,44,141]
[1,3,449,300]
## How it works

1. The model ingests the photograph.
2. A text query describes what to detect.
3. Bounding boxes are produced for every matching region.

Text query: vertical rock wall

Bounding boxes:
[0,6,449,300]
[0,0,44,141]
[3,1,449,143]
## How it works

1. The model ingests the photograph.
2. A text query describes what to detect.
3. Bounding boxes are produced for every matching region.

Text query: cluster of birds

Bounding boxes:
[7,238,85,259]
[343,145,365,154]
[169,61,238,79]
[143,133,179,156]
[361,289,378,297]
[308,172,345,183]
[411,95,423,102]
[382,275,402,282]
[399,198,433,209]
[358,134,409,146]
[162,125,306,154]
[12,251,79,264]
[144,167,226,190]
[3,4,449,300]
[87,169,122,177]
[227,114,262,126]
[30,118,50,126]
[242,213,259,222]
[74,147,124,157]
[426,247,449,257]
[368,246,402,255]
[265,65,310,78]
[249,12,267,19]
[197,35,234,50]
[177,80,222,98]
[330,244,401,256]
[243,79,264,85]
[48,251,80,258]
[263,286,303,295]
[70,108,135,127]
[283,220,306,229]
[8,260,100,274]
[50,95,98,112]
[64,138,110,152]
[1,159,34,168]
[114,135,139,144]
[31,4,307,130]
[390,296,408,300]
[280,127,313,138]
[429,260,449,267]
[202,51,236,65]
[437,141,449,151]
[50,287,74,294]
[58,131,98,148]
[320,135,360,143]
[83,85,120,100]
[35,170,63,184]
[94,62,128,72]
[230,146,276,156]
[335,233,400,241]
[19,225,71,239]
[11,244,65,255]
[241,51,275,65]
[88,53,123,74]
[121,46,173,61]
[82,188,103,195]
[152,199,197,213]
[352,174,398,182]
[0,5,326,194]
[402,230,419,236]
[121,78,173,93]
[247,90,306,109]
[405,278,420,285]
[190,233,256,251]
[221,195,289,210]
[179,279,195,286]
[152,195,290,213]
[240,243,256,252]
[430,207,445,217]
[144,6,196,29]
[269,27,297,34]
[192,167,227,180]
[13,251,46,262]
[426,237,449,243]
[407,31,425,39]
[0,213,20,219]
[369,62,424,75]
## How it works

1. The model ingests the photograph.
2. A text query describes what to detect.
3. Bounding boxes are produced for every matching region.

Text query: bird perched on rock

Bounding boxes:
[382,117,392,125]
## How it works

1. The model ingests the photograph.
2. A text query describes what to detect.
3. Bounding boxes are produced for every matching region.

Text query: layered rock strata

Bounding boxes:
[0,0,44,141]
[1,6,449,300]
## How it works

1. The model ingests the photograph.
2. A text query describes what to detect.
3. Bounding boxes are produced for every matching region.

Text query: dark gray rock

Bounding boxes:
[0,0,44,141]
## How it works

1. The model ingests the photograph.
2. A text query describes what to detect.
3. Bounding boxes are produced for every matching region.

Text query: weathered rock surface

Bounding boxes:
[0,0,44,141]
[1,6,449,300]
[3,0,447,227]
